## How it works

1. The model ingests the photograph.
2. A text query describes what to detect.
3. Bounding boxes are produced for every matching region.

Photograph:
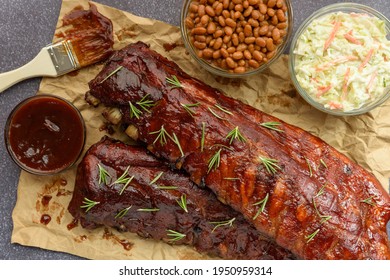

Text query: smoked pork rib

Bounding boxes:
[87,42,390,259]
[68,136,295,260]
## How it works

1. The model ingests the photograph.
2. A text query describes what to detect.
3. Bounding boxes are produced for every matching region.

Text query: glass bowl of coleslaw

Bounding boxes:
[289,3,390,116]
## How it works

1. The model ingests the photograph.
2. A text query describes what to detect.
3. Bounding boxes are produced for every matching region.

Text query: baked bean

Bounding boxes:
[215,2,223,15]
[255,37,266,47]
[200,15,210,25]
[232,51,244,60]
[207,22,217,34]
[272,28,281,42]
[226,57,236,68]
[205,6,215,17]
[226,18,237,28]
[192,27,207,35]
[185,0,289,72]
[268,0,277,8]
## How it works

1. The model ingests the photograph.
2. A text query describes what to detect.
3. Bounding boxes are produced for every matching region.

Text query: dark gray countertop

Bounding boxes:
[0,0,389,260]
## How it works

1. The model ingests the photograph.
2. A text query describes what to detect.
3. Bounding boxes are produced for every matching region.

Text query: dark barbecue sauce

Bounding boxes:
[6,95,85,175]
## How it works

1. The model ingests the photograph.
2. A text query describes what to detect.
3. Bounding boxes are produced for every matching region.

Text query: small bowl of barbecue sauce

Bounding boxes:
[4,94,86,175]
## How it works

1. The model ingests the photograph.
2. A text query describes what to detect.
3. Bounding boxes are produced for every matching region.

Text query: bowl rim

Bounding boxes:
[180,0,294,78]
[288,2,390,116]
[4,94,86,176]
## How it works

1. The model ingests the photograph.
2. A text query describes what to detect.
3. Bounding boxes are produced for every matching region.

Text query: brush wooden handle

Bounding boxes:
[0,48,58,93]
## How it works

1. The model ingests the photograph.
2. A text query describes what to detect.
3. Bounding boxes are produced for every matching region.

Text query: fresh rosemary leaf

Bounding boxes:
[305,229,320,243]
[110,166,131,186]
[215,104,233,115]
[209,217,236,233]
[201,122,206,152]
[226,126,247,144]
[208,148,222,173]
[150,125,170,146]
[166,75,183,89]
[129,101,141,119]
[98,164,111,185]
[208,107,226,120]
[259,156,281,175]
[115,205,132,219]
[149,171,164,185]
[176,194,188,213]
[320,159,328,169]
[315,184,326,198]
[260,121,283,132]
[181,102,200,117]
[166,229,186,242]
[252,193,269,220]
[80,197,100,213]
[136,94,156,112]
[137,208,160,212]
[119,175,134,195]
[157,185,179,190]
[312,199,332,224]
[99,66,123,84]
[305,158,313,177]
[361,196,376,206]
[223,177,240,181]
[171,132,184,157]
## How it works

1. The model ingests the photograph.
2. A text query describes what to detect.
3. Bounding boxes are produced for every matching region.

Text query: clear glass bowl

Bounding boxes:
[180,0,293,78]
[4,94,86,175]
[289,3,390,116]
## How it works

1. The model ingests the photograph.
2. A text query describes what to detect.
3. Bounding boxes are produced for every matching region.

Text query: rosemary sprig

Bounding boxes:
[150,125,170,146]
[226,126,247,144]
[115,205,132,219]
[158,185,179,190]
[149,171,164,185]
[320,159,328,169]
[80,197,100,213]
[208,107,226,120]
[129,101,142,119]
[110,166,131,186]
[119,175,134,195]
[137,208,160,212]
[305,229,320,243]
[312,199,332,223]
[166,75,183,89]
[252,193,269,220]
[305,158,313,177]
[361,196,376,206]
[176,194,188,213]
[166,229,186,242]
[260,121,283,132]
[315,184,326,198]
[181,102,200,117]
[223,177,240,181]
[259,156,281,175]
[209,217,236,233]
[136,94,156,112]
[215,104,233,115]
[208,148,222,173]
[201,122,206,152]
[171,132,184,157]
[99,66,123,84]
[98,164,111,185]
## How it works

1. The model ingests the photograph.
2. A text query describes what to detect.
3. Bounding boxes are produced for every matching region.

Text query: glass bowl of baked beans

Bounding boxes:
[180,0,293,77]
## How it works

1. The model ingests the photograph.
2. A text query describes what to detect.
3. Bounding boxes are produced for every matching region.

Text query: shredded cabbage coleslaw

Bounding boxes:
[293,12,390,111]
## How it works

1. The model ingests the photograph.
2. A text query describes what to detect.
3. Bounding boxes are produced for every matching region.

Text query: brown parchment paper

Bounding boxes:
[11,0,390,260]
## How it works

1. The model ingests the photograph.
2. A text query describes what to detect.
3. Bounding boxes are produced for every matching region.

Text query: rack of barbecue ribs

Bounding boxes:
[85,41,390,260]
[68,136,295,260]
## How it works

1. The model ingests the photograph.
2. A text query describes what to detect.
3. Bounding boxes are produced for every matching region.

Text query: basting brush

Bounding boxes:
[0,4,114,93]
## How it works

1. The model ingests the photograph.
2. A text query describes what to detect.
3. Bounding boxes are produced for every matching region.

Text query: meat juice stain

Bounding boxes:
[67,218,79,230]
[40,214,52,225]
[103,228,134,251]
[41,195,52,208]
[163,43,177,52]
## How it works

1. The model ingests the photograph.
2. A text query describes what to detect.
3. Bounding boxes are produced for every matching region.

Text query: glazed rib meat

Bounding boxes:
[68,136,295,260]
[87,42,390,259]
